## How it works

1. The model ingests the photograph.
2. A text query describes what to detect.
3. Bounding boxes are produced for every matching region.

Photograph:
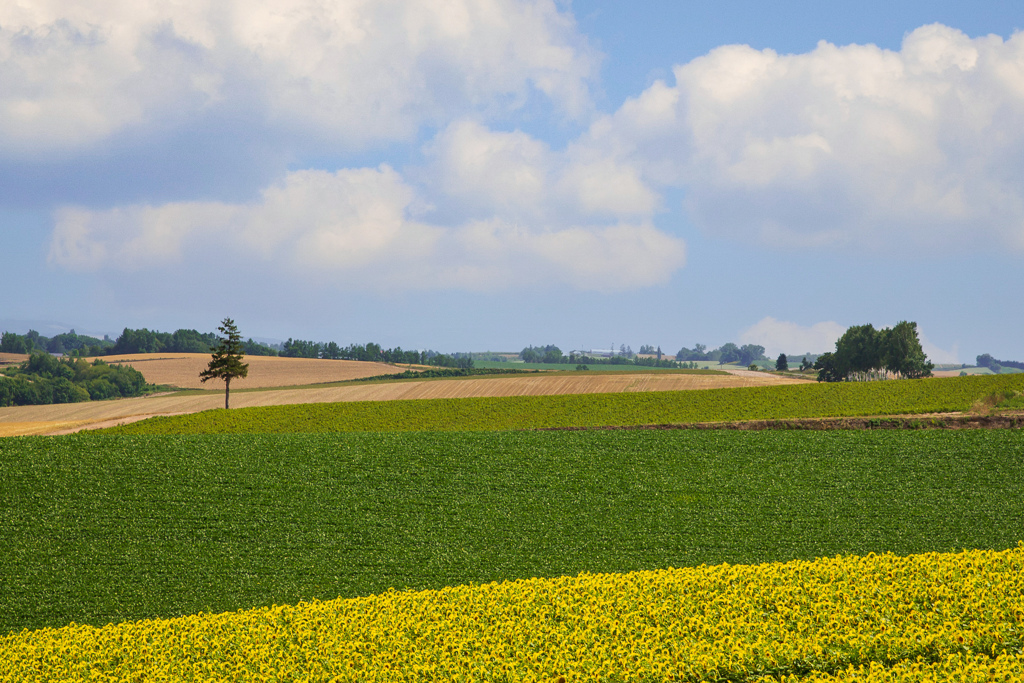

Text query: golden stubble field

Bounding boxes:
[88,353,402,390]
[0,352,29,366]
[0,356,807,436]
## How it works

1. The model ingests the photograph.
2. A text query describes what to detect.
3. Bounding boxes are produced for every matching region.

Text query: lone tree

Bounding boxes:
[200,318,249,409]
[776,353,788,371]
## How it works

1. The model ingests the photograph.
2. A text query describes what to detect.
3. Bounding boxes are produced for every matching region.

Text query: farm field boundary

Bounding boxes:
[2,429,1023,633]
[3,546,1021,681]
[0,369,804,436]
[101,373,1024,435]
[544,412,1024,432]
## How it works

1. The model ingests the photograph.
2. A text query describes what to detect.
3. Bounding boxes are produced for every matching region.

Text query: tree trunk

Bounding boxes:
[225,377,230,410]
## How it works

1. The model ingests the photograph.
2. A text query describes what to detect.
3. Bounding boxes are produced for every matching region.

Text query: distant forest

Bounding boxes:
[0,328,471,368]
[0,328,277,358]
[511,342,770,369]
[976,354,1024,373]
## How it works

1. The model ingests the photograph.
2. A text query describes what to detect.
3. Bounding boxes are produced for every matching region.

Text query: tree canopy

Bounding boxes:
[199,318,249,409]
[674,343,766,365]
[814,321,933,382]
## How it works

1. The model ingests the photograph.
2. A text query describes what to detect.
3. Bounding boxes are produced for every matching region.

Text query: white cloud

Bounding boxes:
[919,332,960,365]
[423,121,553,219]
[739,317,846,357]
[49,166,441,279]
[557,157,659,218]
[48,164,686,292]
[0,0,598,156]
[583,24,1024,252]
[440,219,685,291]
[422,119,659,222]
[50,201,240,271]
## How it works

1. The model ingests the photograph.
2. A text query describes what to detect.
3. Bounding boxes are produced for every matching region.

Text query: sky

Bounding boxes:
[2,0,1023,362]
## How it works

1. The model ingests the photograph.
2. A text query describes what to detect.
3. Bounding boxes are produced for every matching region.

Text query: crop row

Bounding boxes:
[102,373,1024,435]
[3,429,1023,634]
[767,653,1024,683]
[2,547,1022,681]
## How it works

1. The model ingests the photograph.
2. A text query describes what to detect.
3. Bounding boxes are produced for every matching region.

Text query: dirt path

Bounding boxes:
[1,371,807,436]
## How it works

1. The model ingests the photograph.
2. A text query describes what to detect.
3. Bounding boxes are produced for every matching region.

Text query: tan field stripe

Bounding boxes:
[81,354,404,390]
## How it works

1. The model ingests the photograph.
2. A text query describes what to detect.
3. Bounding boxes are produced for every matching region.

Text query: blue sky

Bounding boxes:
[2,0,1022,361]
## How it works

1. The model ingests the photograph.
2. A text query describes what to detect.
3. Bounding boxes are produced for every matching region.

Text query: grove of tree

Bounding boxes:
[813,321,933,382]
[0,353,148,407]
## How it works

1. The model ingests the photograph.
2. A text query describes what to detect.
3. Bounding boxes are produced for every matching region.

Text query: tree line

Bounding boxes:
[518,345,699,369]
[0,327,280,358]
[516,342,770,368]
[1,325,477,370]
[279,339,472,368]
[1,329,113,357]
[813,321,933,382]
[104,328,280,357]
[674,343,767,366]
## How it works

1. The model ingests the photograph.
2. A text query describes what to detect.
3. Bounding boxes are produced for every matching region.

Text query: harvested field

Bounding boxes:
[87,353,403,389]
[0,371,805,436]
[0,352,29,367]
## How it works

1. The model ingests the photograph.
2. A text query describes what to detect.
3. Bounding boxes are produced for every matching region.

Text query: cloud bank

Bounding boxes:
[584,24,1024,251]
[49,163,686,292]
[0,0,598,156]
[31,16,1024,297]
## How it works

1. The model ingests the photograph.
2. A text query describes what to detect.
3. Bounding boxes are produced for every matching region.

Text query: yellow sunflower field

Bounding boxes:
[2,546,1022,682]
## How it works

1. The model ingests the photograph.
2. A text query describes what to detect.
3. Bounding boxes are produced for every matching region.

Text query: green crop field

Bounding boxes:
[2,429,1022,634]
[101,372,1024,435]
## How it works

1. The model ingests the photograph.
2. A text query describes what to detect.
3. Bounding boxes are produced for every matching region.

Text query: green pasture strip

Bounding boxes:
[2,429,1023,633]
[102,373,1024,435]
